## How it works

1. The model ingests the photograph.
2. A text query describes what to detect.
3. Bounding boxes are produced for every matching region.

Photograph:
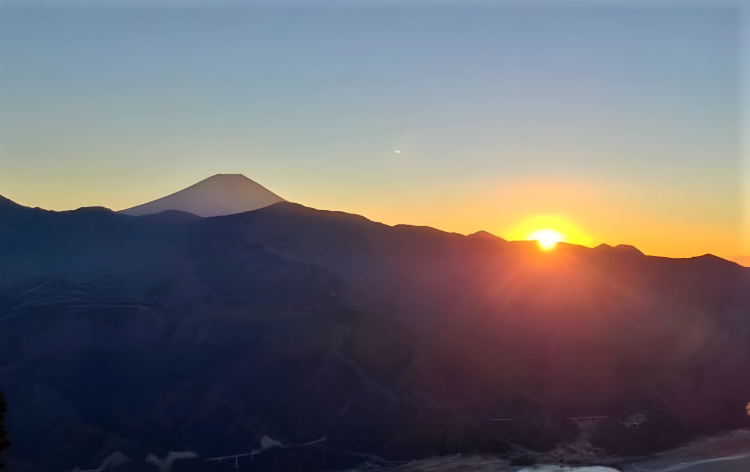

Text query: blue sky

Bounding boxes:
[0,1,742,259]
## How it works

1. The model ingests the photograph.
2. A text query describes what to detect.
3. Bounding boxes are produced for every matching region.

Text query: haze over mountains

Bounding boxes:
[119,174,285,217]
[1,175,750,472]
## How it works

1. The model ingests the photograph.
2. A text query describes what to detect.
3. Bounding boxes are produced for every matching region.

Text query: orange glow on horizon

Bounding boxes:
[5,173,743,264]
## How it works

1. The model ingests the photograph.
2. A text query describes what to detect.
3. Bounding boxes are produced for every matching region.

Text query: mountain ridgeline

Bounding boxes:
[1,188,750,471]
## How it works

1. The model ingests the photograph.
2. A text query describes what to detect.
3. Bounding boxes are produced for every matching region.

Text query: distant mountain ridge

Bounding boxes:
[119,174,285,217]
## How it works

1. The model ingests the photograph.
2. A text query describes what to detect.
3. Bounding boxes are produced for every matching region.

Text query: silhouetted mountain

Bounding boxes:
[138,210,204,225]
[1,197,750,471]
[120,174,286,217]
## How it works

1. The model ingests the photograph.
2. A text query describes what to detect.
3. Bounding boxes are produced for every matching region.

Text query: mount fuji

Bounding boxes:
[119,174,285,217]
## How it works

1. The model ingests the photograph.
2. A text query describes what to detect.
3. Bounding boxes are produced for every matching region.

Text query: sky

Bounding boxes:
[0,0,744,262]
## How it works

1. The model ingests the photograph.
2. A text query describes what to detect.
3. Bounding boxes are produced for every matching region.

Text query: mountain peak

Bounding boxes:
[119,174,286,217]
[207,173,249,179]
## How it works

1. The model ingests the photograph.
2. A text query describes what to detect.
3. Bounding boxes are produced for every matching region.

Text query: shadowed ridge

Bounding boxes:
[0,194,45,218]
[615,244,644,255]
[392,224,463,238]
[231,202,473,241]
[247,203,473,240]
[0,196,116,217]
[119,174,286,217]
[468,230,508,243]
[0,194,22,208]
[208,201,500,268]
[689,253,744,268]
[238,201,376,224]
[694,253,732,261]
[594,243,645,256]
[139,210,203,224]
[642,253,746,272]
[63,206,114,214]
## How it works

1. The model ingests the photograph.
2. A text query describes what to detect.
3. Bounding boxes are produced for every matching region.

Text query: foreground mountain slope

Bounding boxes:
[119,174,286,217]
[1,196,750,471]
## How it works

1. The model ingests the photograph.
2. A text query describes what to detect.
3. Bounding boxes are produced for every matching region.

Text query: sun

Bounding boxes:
[528,229,564,250]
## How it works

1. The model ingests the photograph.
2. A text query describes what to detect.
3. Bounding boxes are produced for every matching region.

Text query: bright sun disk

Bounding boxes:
[528,229,564,250]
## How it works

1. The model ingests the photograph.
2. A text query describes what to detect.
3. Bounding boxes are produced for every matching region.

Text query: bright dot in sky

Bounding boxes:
[395,150,401,153]
[528,229,564,250]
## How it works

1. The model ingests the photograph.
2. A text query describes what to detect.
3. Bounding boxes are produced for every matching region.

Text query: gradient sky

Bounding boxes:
[0,1,743,261]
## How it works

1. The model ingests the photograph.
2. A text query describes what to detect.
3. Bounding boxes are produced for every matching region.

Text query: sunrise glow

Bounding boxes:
[528,229,565,250]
